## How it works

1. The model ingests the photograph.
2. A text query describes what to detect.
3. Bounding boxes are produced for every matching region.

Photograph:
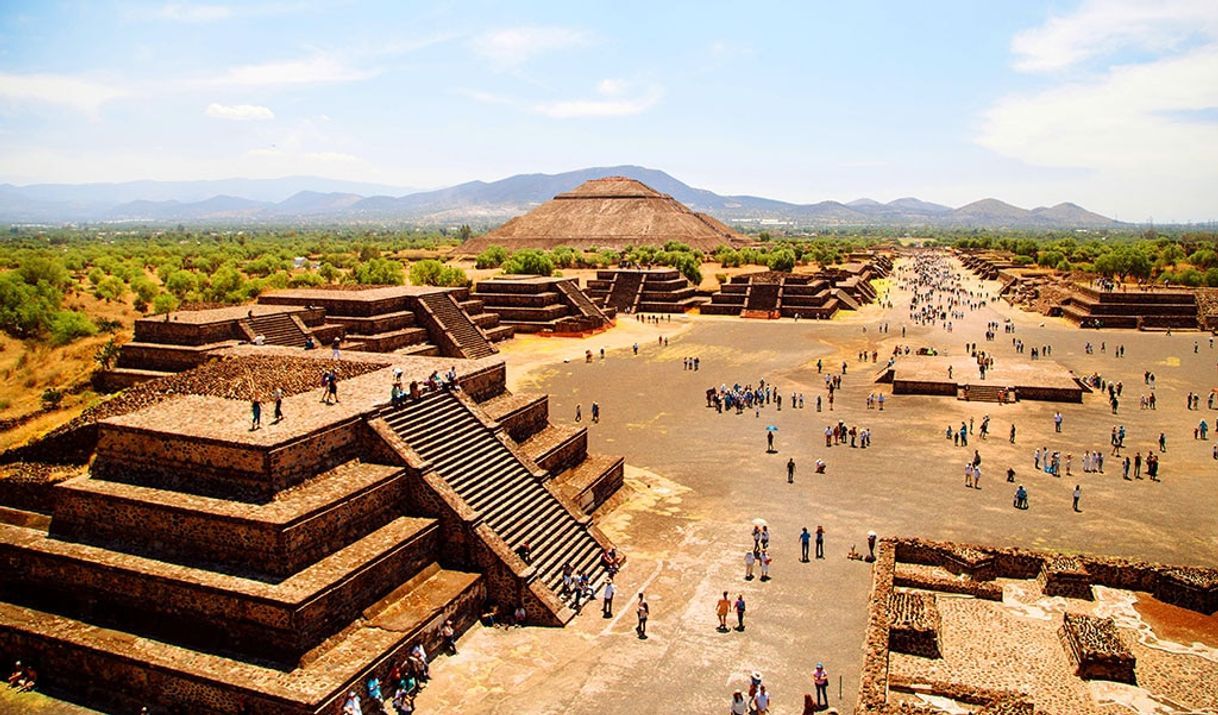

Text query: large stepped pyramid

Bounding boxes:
[0,350,623,713]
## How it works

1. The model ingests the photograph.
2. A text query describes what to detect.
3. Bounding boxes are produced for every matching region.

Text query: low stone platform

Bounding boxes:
[1059,613,1136,684]
[883,355,1085,403]
[888,591,941,658]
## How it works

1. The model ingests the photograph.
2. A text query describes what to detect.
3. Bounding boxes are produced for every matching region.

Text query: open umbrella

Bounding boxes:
[752,517,768,527]
[766,425,779,432]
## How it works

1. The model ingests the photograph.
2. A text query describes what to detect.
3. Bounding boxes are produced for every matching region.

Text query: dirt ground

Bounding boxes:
[416,255,1218,715]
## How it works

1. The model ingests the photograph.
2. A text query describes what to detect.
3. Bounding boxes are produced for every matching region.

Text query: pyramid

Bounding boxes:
[461,177,750,253]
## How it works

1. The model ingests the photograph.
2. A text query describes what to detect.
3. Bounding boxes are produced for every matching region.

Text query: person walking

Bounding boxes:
[575,404,582,422]
[799,527,811,562]
[250,398,262,431]
[716,591,731,632]
[273,387,284,423]
[767,430,775,453]
[753,684,771,714]
[730,691,748,715]
[440,618,457,655]
[635,593,649,639]
[1073,485,1082,512]
[744,550,757,580]
[591,402,600,423]
[815,526,825,559]
[813,663,830,709]
[787,458,796,484]
[734,593,747,630]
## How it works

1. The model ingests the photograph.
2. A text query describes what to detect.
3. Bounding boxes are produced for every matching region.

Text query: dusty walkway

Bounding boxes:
[419,257,1218,714]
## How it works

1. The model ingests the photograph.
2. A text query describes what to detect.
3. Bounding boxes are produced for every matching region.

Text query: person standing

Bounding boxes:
[730,691,747,715]
[767,430,775,453]
[1073,485,1081,512]
[734,593,747,631]
[787,458,796,484]
[745,550,757,580]
[753,684,771,714]
[591,402,600,423]
[635,593,649,639]
[799,527,811,562]
[602,579,616,618]
[250,398,262,431]
[575,404,582,422]
[813,663,830,709]
[440,618,457,655]
[716,591,731,632]
[815,526,825,559]
[272,387,284,423]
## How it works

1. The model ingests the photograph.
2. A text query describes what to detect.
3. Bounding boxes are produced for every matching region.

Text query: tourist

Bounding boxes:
[744,549,757,580]
[816,525,825,559]
[767,430,774,453]
[634,593,650,639]
[250,398,262,430]
[1073,485,1081,512]
[602,578,616,618]
[799,527,810,562]
[1014,484,1028,509]
[787,457,796,484]
[591,401,600,423]
[331,337,341,360]
[392,688,415,715]
[575,404,582,422]
[867,530,877,561]
[440,618,457,655]
[1054,412,1063,432]
[734,593,747,630]
[513,604,527,627]
[754,684,771,714]
[759,550,772,581]
[813,663,830,709]
[342,690,362,715]
[731,691,748,715]
[717,591,732,631]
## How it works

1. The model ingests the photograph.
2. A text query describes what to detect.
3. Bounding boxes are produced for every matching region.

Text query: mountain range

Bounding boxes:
[0,166,1124,229]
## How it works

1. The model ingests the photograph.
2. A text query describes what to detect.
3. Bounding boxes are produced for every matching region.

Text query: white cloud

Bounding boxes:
[0,72,129,115]
[157,3,233,23]
[980,48,1218,170]
[533,83,663,119]
[1012,0,1218,72]
[210,53,376,87]
[473,26,589,68]
[205,102,274,120]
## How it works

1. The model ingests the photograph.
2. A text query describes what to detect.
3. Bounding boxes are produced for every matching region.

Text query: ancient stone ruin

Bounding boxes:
[585,268,704,314]
[101,286,514,389]
[470,275,612,334]
[0,349,623,713]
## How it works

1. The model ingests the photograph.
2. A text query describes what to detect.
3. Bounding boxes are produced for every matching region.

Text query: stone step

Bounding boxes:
[0,565,483,714]
[0,516,440,663]
[51,460,407,577]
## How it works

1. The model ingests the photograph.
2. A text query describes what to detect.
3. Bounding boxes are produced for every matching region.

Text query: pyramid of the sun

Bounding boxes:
[462,177,750,253]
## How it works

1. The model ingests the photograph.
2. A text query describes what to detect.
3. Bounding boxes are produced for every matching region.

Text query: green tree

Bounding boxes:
[475,246,509,269]
[458,224,472,241]
[152,292,179,314]
[48,310,97,345]
[502,249,555,276]
[165,269,198,298]
[767,248,797,273]
[410,260,470,287]
[94,275,126,302]
[351,258,406,285]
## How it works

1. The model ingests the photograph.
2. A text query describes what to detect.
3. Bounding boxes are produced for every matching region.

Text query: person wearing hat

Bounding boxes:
[813,662,830,709]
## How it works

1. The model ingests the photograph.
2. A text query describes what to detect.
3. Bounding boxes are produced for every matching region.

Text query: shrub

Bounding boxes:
[94,275,126,302]
[410,260,470,287]
[40,387,63,409]
[502,249,555,276]
[351,258,406,285]
[0,272,60,338]
[94,338,120,370]
[767,248,797,273]
[165,269,198,298]
[475,246,509,269]
[130,275,159,304]
[152,292,179,314]
[47,310,97,345]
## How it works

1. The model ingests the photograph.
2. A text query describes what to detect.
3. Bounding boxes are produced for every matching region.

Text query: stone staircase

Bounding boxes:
[244,312,309,348]
[380,390,604,595]
[958,384,1012,403]
[417,292,497,359]
[605,271,644,313]
[555,279,610,324]
[745,283,781,312]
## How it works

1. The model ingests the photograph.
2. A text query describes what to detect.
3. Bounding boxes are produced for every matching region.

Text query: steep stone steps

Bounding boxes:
[605,271,644,313]
[245,313,308,348]
[417,292,496,359]
[379,390,604,593]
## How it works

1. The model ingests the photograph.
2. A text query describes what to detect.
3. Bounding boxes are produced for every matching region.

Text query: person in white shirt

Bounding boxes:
[602,579,616,618]
[730,691,747,715]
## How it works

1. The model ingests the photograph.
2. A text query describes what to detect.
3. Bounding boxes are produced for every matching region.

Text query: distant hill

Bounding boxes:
[0,166,1125,229]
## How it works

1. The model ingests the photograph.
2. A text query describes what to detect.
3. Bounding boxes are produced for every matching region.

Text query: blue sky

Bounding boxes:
[1,1,1216,221]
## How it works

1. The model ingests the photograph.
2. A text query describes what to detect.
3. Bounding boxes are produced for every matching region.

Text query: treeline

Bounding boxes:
[950,231,1218,285]
[0,228,464,344]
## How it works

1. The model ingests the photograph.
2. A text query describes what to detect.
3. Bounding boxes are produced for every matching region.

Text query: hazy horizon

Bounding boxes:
[1,1,1216,222]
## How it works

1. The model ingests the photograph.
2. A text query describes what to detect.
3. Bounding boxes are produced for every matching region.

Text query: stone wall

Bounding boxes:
[0,520,441,663]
